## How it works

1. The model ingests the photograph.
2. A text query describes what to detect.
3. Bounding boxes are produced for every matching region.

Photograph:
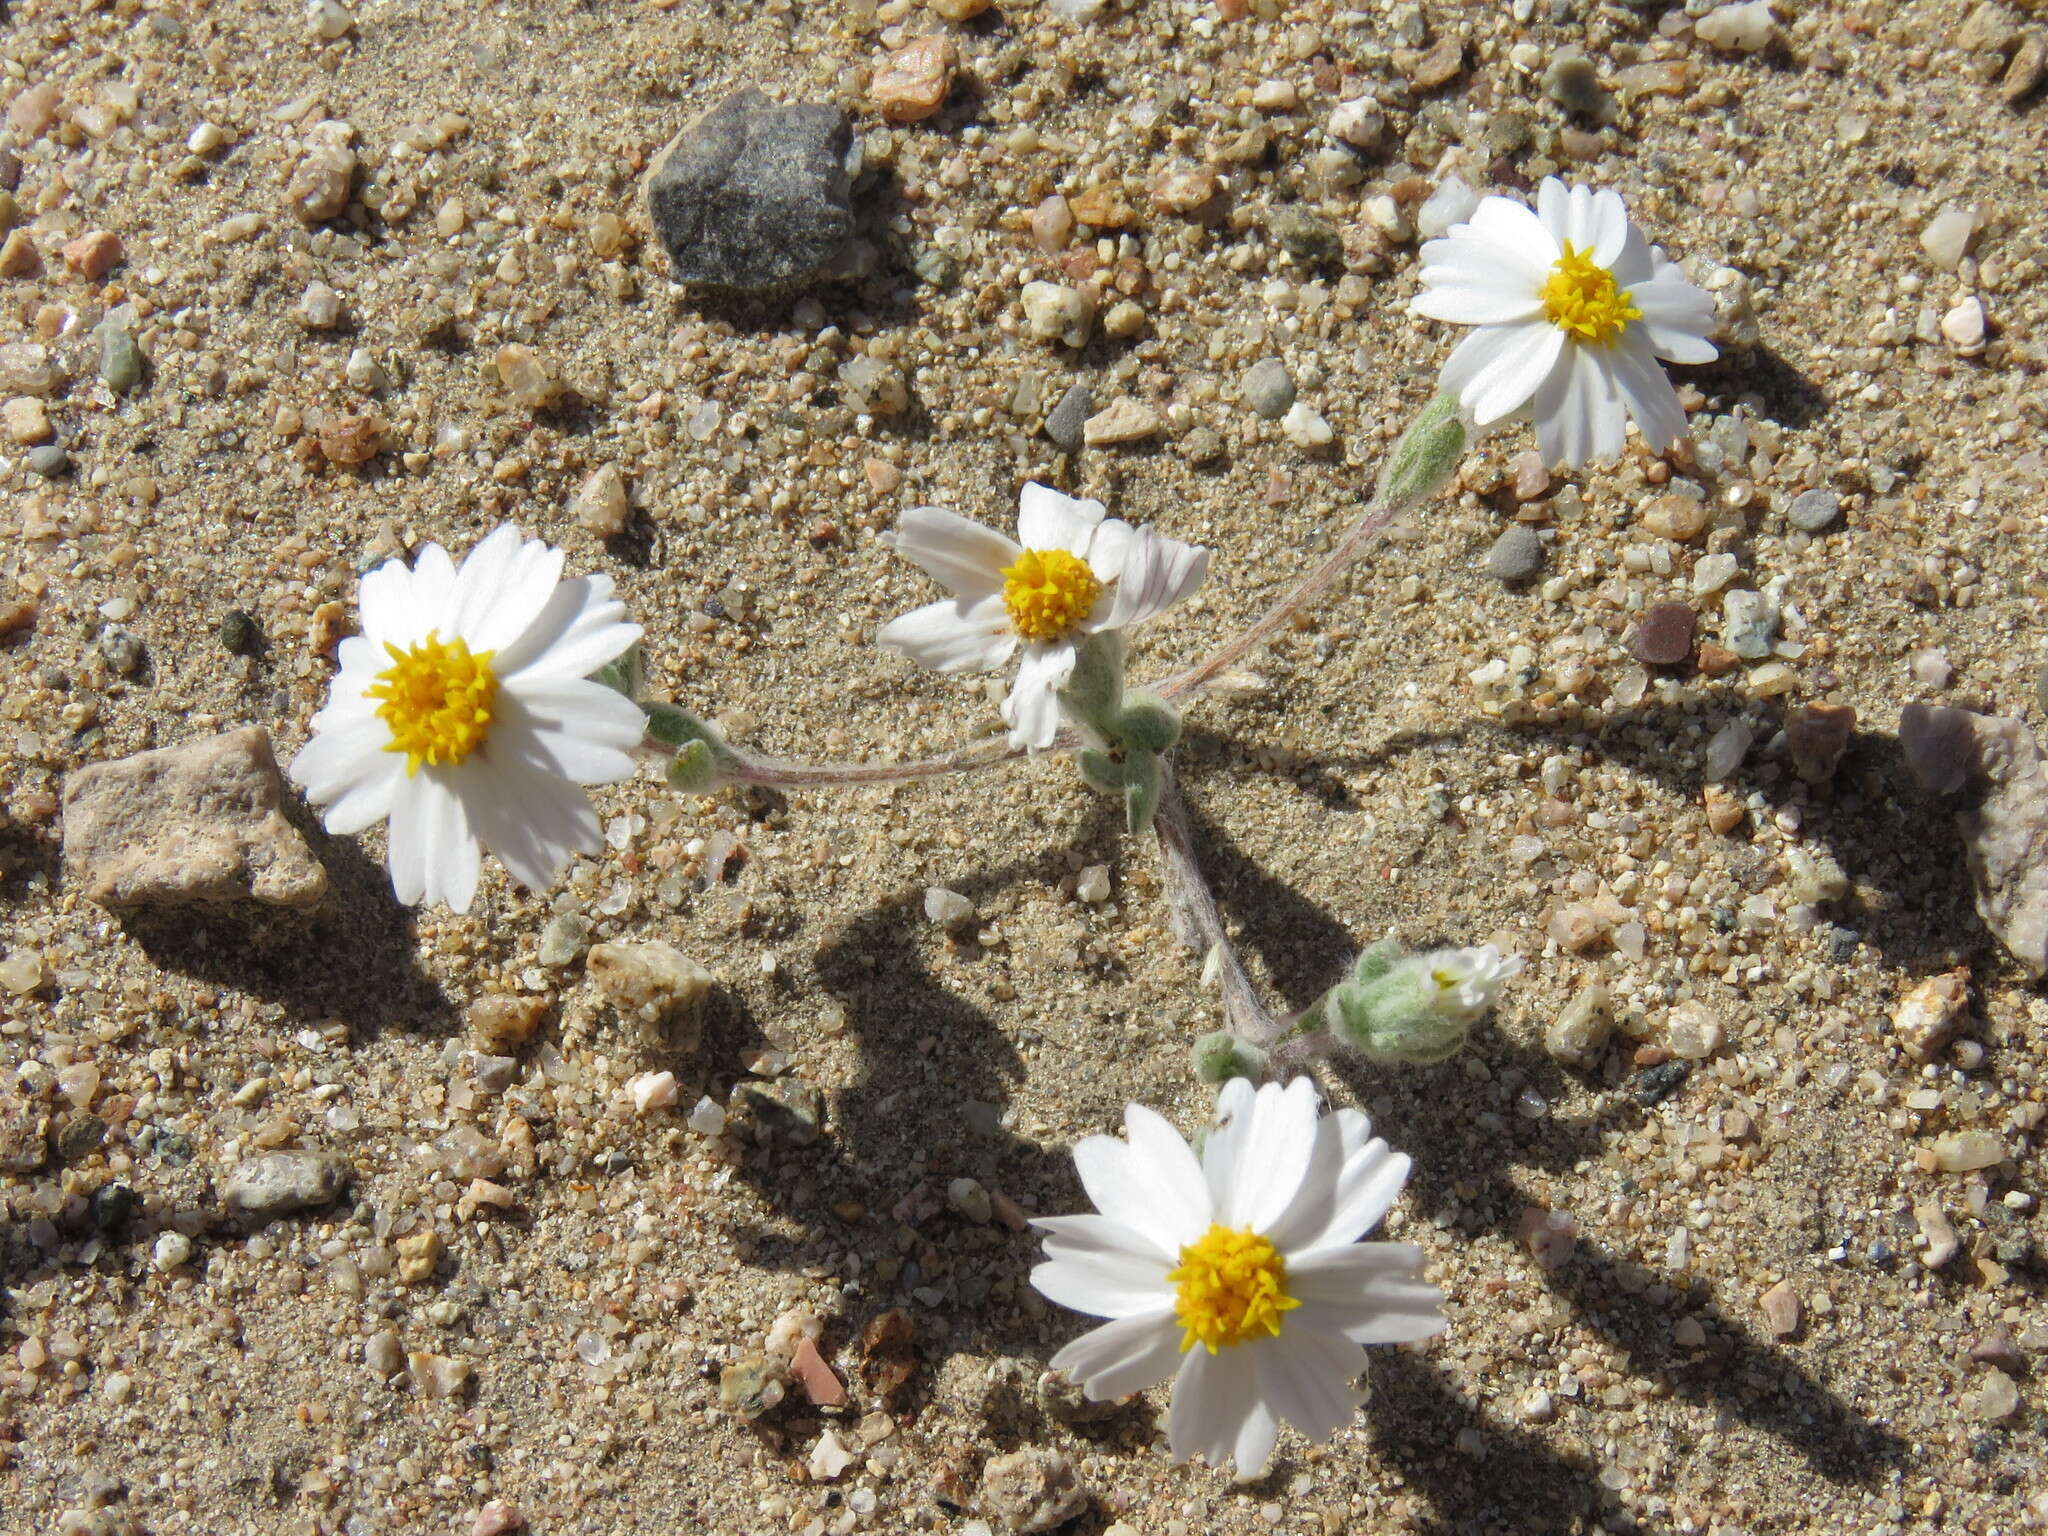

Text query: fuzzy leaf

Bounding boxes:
[1078,748,1127,798]
[1193,1031,1269,1086]
[1375,393,1466,509]
[589,643,643,701]
[1115,693,1181,754]
[1122,748,1163,834]
[1058,631,1127,739]
[665,739,725,793]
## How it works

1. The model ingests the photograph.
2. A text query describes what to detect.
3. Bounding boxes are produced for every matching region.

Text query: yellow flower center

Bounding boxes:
[1541,241,1641,347]
[1001,547,1102,643]
[367,631,498,774]
[1168,1225,1299,1353]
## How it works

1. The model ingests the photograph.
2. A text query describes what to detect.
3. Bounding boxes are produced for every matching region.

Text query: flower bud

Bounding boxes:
[1374,393,1467,508]
[1192,1032,1269,1085]
[1115,693,1181,754]
[645,701,736,792]
[1320,943,1521,1066]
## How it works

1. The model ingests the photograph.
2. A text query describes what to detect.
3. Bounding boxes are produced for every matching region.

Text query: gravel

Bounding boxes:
[1482,525,1545,584]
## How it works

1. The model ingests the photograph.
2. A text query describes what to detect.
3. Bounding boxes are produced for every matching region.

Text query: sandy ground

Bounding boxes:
[2,0,2047,1532]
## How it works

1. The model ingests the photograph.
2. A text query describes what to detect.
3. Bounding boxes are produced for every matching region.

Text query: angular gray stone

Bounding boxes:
[1044,381,1092,450]
[1899,704,2048,977]
[62,727,327,909]
[979,1447,1090,1534]
[1483,525,1545,584]
[222,1151,351,1219]
[645,90,855,291]
[1240,358,1296,421]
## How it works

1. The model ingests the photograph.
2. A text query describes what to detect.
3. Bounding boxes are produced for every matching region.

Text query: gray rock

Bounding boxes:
[222,1151,350,1219]
[25,442,66,477]
[1267,205,1341,265]
[1240,358,1295,420]
[1483,525,1545,584]
[979,1447,1090,1534]
[61,727,328,908]
[538,913,590,967]
[1043,381,1092,449]
[1543,51,1605,115]
[1899,704,2048,977]
[99,628,143,675]
[644,90,855,291]
[1786,488,1840,533]
[1719,587,1778,659]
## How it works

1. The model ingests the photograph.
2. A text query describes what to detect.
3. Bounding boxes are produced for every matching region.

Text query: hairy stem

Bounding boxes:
[1151,759,1288,1048]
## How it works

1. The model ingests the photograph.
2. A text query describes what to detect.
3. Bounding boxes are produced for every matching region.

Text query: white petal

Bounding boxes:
[887,505,1019,601]
[1537,179,1627,266]
[1583,188,1631,267]
[439,526,522,641]
[1121,1103,1215,1238]
[1445,321,1565,425]
[1232,1392,1281,1479]
[490,693,641,787]
[1216,1079,1320,1234]
[1258,1326,1364,1445]
[460,756,602,892]
[1072,1131,1205,1261]
[1289,1245,1447,1345]
[492,573,641,683]
[1166,1345,1245,1470]
[320,756,406,838]
[877,595,1017,674]
[1630,278,1719,364]
[1031,1247,1176,1320]
[384,770,432,906]
[1413,240,1547,326]
[417,772,481,914]
[1533,343,1625,469]
[1001,641,1075,751]
[289,715,392,805]
[1608,335,1690,453]
[1269,1116,1411,1253]
[1034,1211,1175,1266]
[1016,482,1106,554]
[357,557,424,650]
[1200,1077,1260,1212]
[453,529,567,654]
[1461,194,1560,273]
[1048,1310,1185,1401]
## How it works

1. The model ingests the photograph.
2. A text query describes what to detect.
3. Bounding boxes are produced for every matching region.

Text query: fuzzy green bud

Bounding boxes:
[1374,393,1467,509]
[1352,938,1402,984]
[1193,1032,1269,1085]
[1323,965,1470,1065]
[645,701,736,792]
[1115,693,1181,754]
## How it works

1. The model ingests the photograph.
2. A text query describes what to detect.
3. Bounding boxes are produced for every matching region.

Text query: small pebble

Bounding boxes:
[1543,51,1604,115]
[1240,358,1295,421]
[1483,525,1545,585]
[1941,296,1987,356]
[1630,602,1697,666]
[26,443,67,477]
[153,1231,194,1271]
[1044,382,1093,450]
[1664,1001,1724,1060]
[1279,401,1333,449]
[1081,397,1158,445]
[1696,0,1776,52]
[1640,494,1708,542]
[1760,1279,1802,1338]
[223,1151,351,1218]
[924,885,977,927]
[1785,489,1841,533]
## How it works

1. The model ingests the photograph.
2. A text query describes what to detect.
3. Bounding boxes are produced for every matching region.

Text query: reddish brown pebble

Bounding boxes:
[791,1335,846,1407]
[319,412,385,465]
[1630,601,1696,666]
[472,1502,525,1536]
[989,1189,1031,1231]
[863,457,902,494]
[1695,642,1740,677]
[1787,702,1857,784]
[61,230,122,280]
[1760,1280,1802,1338]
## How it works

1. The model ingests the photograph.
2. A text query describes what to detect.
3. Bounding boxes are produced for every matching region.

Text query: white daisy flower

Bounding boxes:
[1031,1078,1445,1478]
[288,525,645,914]
[1412,176,1717,469]
[875,483,1209,751]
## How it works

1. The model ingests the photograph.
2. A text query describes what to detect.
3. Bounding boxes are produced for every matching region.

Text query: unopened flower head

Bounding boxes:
[289,525,644,914]
[1411,177,1717,468]
[1030,1078,1445,1478]
[1322,941,1522,1066]
[876,483,1209,750]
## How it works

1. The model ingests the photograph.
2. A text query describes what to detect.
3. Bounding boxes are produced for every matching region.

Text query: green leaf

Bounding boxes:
[1058,630,1127,739]
[1122,748,1163,835]
[1193,1031,1269,1086]
[642,700,717,750]
[1077,748,1128,798]
[1115,693,1181,753]
[1353,938,1403,983]
[665,739,725,793]
[1374,393,1466,509]
[590,643,643,701]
